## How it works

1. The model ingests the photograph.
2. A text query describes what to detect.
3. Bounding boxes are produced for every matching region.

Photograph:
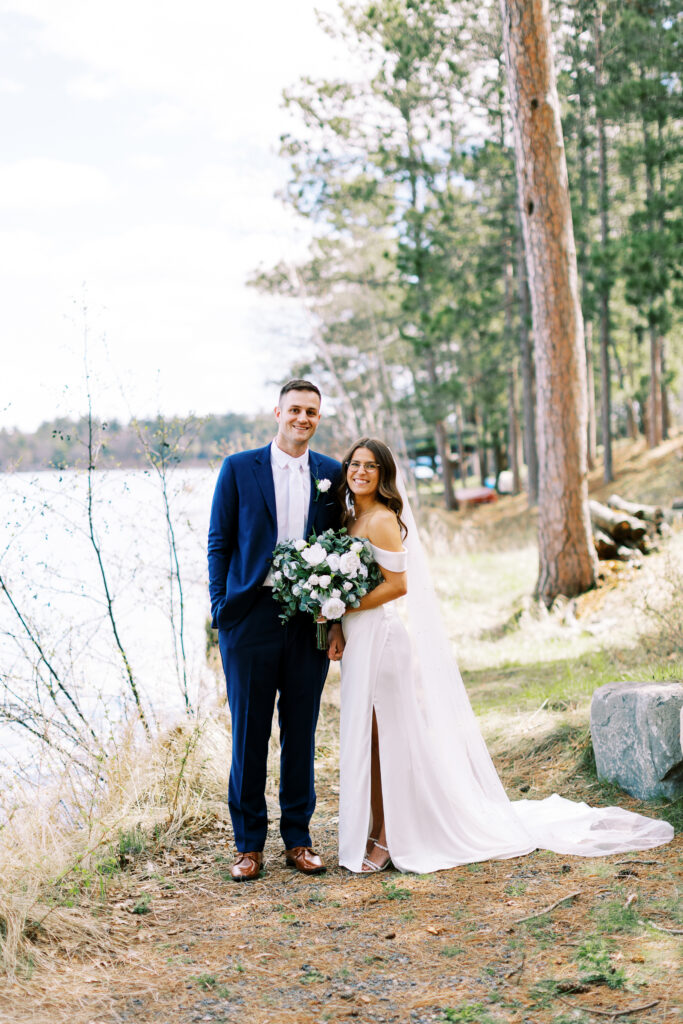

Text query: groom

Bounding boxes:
[208,380,343,881]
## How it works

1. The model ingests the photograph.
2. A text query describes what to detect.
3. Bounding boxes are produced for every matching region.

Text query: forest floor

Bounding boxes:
[3,437,683,1024]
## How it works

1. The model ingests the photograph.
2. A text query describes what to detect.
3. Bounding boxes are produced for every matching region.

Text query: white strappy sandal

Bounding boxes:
[361,839,392,872]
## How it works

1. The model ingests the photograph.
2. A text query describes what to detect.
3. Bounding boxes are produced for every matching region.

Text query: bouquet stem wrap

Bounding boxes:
[315,618,328,650]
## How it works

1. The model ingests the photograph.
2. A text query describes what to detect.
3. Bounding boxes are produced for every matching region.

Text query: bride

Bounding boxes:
[337,437,673,874]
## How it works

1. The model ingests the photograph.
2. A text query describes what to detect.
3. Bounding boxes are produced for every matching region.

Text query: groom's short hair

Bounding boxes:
[279,379,321,403]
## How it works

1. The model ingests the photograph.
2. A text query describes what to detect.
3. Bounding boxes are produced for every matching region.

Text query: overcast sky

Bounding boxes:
[0,0,351,431]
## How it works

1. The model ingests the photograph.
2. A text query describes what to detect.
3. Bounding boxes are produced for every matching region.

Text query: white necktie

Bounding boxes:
[288,464,306,540]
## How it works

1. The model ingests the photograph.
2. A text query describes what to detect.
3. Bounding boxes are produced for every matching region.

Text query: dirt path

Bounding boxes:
[5,733,681,1024]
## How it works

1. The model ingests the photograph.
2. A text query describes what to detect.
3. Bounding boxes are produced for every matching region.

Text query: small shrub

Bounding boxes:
[505,882,527,897]
[380,880,411,901]
[442,1004,496,1023]
[190,974,231,997]
[575,936,626,989]
[118,826,147,865]
[132,893,152,915]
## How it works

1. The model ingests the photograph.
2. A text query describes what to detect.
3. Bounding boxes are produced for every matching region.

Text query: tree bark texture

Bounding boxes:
[585,319,597,470]
[424,349,457,509]
[504,254,522,494]
[515,209,538,505]
[501,0,597,604]
[648,327,663,447]
[576,72,596,472]
[507,363,522,494]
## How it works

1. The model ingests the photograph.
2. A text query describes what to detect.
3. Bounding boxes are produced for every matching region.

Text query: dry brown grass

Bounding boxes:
[0,714,233,978]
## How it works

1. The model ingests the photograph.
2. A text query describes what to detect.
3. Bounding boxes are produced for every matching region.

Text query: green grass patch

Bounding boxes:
[189,974,231,997]
[132,893,152,915]
[591,898,641,934]
[442,1004,497,1023]
[118,825,147,862]
[504,882,527,897]
[380,880,411,901]
[575,936,626,989]
[522,913,558,947]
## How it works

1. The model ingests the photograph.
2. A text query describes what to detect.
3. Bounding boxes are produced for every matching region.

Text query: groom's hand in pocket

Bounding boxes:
[327,623,345,661]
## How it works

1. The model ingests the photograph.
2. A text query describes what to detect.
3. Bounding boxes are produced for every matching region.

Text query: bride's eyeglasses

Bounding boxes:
[347,460,380,472]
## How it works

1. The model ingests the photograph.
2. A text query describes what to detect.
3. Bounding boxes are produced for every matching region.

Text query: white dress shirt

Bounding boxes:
[263,440,311,585]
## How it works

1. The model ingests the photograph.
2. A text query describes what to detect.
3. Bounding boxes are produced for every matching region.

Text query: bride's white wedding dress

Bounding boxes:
[338,534,673,874]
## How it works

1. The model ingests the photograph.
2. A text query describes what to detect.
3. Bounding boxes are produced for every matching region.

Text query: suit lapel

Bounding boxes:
[252,445,277,528]
[305,451,321,537]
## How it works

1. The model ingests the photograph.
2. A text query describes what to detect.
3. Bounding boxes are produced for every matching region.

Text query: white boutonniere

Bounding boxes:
[314,477,331,501]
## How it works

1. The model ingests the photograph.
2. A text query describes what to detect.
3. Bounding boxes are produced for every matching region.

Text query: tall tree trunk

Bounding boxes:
[504,253,522,494]
[661,342,669,441]
[585,320,597,470]
[648,326,663,447]
[640,75,664,448]
[507,365,522,495]
[434,418,457,508]
[455,402,467,483]
[594,10,613,483]
[425,349,457,509]
[474,405,487,487]
[515,208,538,504]
[501,0,597,604]
[576,66,597,472]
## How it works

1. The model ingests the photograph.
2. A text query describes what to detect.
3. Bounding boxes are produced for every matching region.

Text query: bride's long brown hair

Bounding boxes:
[337,437,407,539]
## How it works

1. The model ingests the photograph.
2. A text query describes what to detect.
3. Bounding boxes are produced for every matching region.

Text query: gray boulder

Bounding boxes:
[590,681,683,801]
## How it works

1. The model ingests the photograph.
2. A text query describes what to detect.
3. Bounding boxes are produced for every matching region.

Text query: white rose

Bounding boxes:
[321,596,346,619]
[339,551,361,576]
[316,478,331,493]
[302,542,327,566]
[274,571,283,581]
[294,539,307,551]
[343,581,353,592]
[331,588,341,599]
[359,564,368,577]
[326,552,341,572]
[318,574,331,588]
[303,581,312,590]
[310,589,320,601]
[308,574,320,587]
[350,541,363,554]
[292,584,301,595]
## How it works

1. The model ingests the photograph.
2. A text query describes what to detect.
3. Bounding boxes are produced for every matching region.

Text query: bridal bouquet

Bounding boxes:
[270,528,383,649]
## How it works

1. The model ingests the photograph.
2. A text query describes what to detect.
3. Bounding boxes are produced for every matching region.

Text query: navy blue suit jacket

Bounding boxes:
[208,444,343,632]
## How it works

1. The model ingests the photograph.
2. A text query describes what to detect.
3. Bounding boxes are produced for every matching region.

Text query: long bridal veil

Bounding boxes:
[394,464,673,859]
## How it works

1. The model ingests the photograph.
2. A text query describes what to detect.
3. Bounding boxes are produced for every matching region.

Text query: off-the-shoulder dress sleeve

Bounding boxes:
[370,544,408,573]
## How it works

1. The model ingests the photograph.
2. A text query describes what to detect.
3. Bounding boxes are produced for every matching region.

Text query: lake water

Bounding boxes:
[0,467,221,768]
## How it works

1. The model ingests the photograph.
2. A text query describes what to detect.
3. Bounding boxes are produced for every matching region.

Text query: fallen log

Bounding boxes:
[589,500,647,541]
[592,528,618,560]
[607,494,664,525]
[616,544,642,562]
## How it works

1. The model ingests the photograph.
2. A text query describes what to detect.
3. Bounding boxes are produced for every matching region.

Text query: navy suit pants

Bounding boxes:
[218,589,329,852]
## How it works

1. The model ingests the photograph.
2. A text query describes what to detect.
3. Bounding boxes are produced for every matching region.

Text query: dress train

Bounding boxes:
[338,544,673,874]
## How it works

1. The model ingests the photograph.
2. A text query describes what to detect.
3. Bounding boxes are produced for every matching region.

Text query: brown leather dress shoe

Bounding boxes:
[229,851,263,882]
[284,846,326,875]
